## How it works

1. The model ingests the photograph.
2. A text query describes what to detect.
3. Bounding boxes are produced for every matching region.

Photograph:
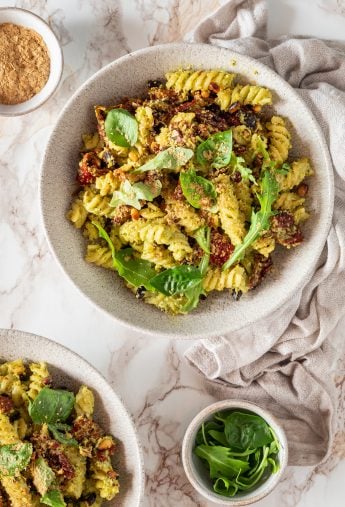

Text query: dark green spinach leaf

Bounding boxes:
[29,388,74,425]
[0,443,32,477]
[194,445,250,479]
[48,424,78,447]
[104,108,138,147]
[115,248,157,290]
[224,412,273,451]
[196,130,232,169]
[150,266,202,296]
[180,170,217,209]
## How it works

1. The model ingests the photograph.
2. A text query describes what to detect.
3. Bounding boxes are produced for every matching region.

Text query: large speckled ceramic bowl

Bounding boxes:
[0,329,144,506]
[40,43,334,339]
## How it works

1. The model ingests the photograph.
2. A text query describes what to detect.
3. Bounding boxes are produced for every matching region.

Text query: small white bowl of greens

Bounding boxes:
[182,400,288,505]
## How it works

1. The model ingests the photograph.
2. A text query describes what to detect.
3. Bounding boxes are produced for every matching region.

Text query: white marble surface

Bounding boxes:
[0,0,345,505]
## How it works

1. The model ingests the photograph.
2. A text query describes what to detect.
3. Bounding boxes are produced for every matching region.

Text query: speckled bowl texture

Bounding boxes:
[40,43,334,339]
[0,329,144,506]
[182,400,288,505]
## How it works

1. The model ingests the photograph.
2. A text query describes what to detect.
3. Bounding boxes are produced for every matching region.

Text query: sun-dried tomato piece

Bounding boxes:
[71,416,103,447]
[296,183,309,197]
[0,395,14,414]
[31,432,74,480]
[77,152,104,185]
[271,212,303,248]
[210,231,234,266]
[249,254,273,289]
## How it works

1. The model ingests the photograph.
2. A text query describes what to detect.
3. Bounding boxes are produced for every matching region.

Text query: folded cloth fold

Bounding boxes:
[185,0,345,466]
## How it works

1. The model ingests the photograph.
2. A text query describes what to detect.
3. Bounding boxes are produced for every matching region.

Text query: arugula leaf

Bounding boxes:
[194,445,250,479]
[222,171,279,270]
[231,153,256,183]
[105,108,138,147]
[33,458,56,496]
[110,179,162,210]
[224,412,274,451]
[180,170,217,209]
[0,443,32,477]
[150,266,202,296]
[213,476,238,497]
[134,147,193,173]
[41,489,66,507]
[29,388,74,425]
[196,130,232,169]
[275,162,291,175]
[48,424,78,447]
[182,227,211,312]
[194,226,211,254]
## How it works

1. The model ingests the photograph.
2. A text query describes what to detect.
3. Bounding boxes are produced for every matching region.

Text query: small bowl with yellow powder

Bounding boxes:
[0,7,63,116]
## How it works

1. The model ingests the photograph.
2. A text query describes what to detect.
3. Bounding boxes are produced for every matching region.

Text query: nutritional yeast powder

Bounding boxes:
[0,23,50,105]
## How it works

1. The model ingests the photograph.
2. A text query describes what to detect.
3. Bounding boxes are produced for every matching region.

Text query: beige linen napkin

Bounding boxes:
[185,0,345,465]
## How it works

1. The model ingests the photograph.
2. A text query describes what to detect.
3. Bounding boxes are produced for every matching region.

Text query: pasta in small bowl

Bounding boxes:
[40,43,333,338]
[0,329,144,506]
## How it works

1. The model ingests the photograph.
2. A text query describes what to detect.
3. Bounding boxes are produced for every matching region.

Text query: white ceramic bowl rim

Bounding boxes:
[0,328,145,506]
[0,7,63,116]
[40,42,334,339]
[182,399,288,505]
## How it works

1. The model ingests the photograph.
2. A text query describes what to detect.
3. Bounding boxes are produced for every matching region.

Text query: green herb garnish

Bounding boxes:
[222,170,279,270]
[104,108,138,147]
[48,424,78,447]
[110,179,162,210]
[33,458,56,496]
[41,489,66,507]
[182,226,210,312]
[134,147,193,173]
[180,170,217,209]
[194,410,280,497]
[231,153,256,183]
[0,443,32,477]
[150,266,203,296]
[196,130,232,169]
[29,388,74,425]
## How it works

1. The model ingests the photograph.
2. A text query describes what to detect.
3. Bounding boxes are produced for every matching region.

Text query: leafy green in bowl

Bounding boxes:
[193,410,281,498]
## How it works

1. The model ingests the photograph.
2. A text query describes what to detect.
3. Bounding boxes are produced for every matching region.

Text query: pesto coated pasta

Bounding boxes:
[0,360,119,506]
[68,68,313,315]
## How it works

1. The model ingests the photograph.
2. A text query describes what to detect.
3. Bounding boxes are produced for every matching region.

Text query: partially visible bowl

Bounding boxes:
[0,7,63,116]
[0,328,144,506]
[182,400,288,505]
[40,43,333,338]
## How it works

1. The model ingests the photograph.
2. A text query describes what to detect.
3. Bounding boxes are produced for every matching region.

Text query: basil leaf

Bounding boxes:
[41,489,66,507]
[196,130,232,169]
[194,226,211,254]
[0,443,32,477]
[223,171,279,269]
[110,180,162,210]
[194,445,250,479]
[180,170,217,209]
[224,412,273,451]
[115,248,157,289]
[48,424,78,447]
[134,147,193,173]
[104,108,138,147]
[150,266,202,296]
[93,223,157,289]
[29,388,75,425]
[33,458,56,496]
